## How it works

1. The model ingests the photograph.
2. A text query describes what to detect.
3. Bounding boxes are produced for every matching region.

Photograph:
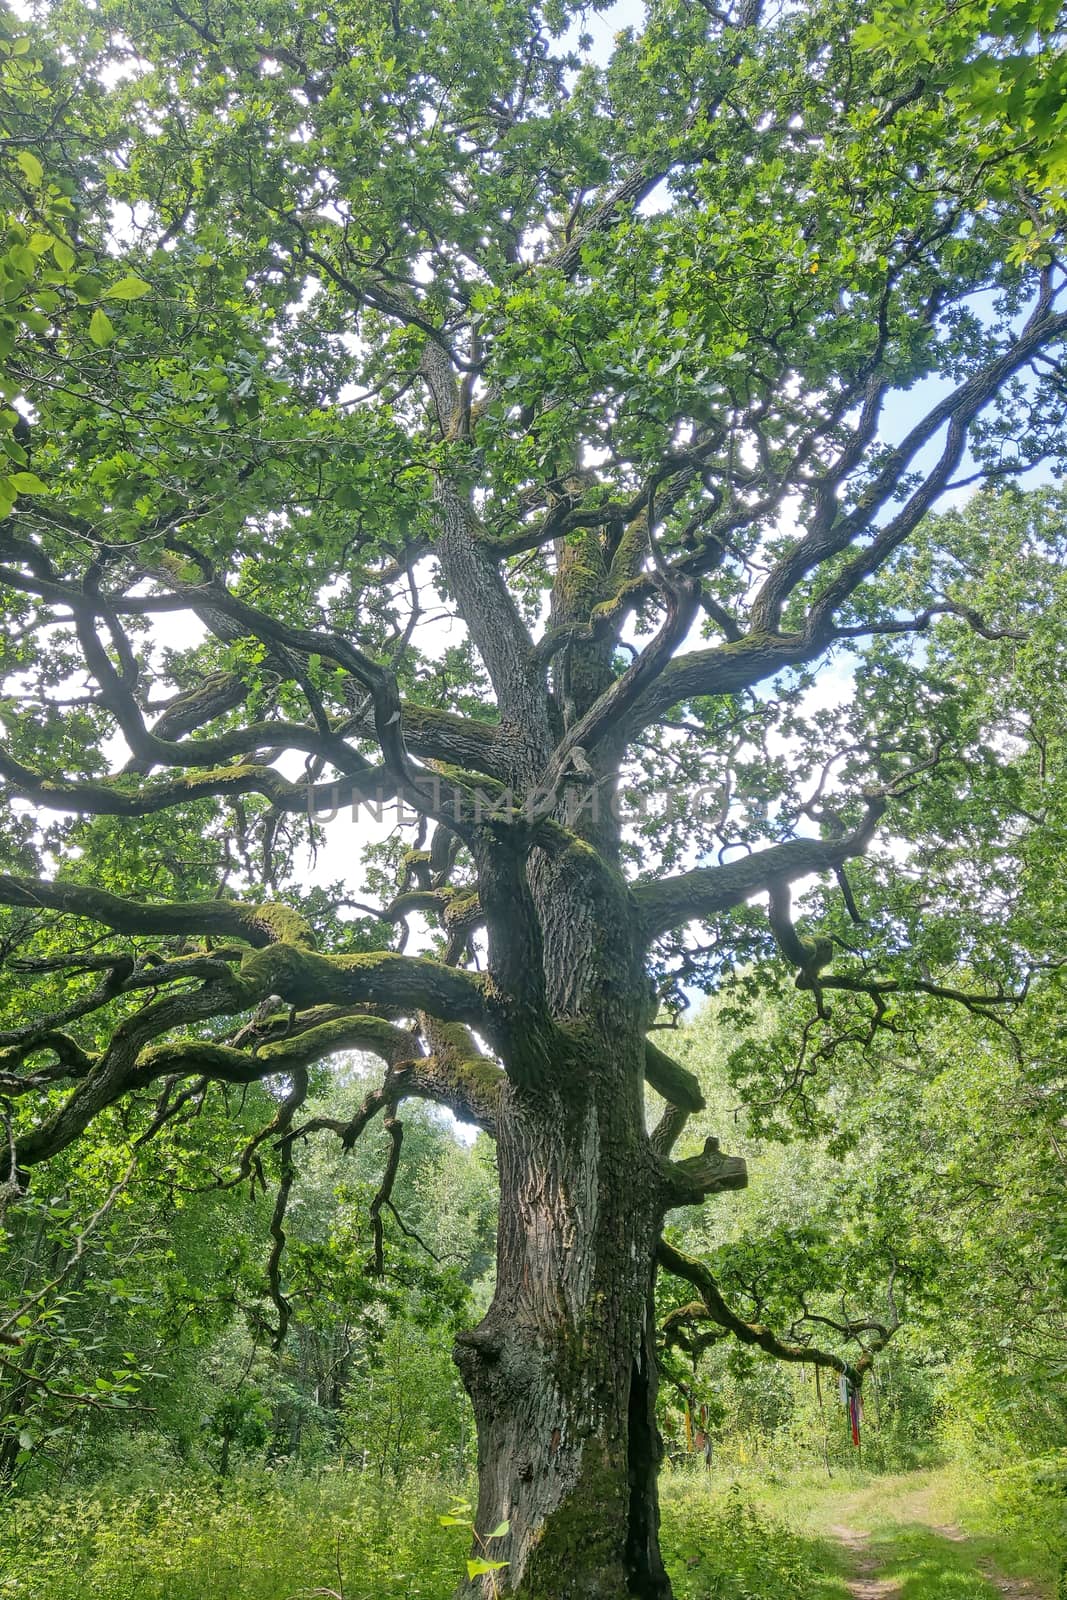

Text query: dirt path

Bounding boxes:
[828,1511,1046,1600]
[828,1524,900,1599]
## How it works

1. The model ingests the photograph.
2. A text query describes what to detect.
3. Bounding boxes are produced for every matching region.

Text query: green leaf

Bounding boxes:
[53,239,76,271]
[9,244,36,275]
[9,471,48,494]
[486,1521,510,1539]
[104,275,151,301]
[467,1559,508,1579]
[16,149,44,186]
[72,274,104,302]
[89,308,115,346]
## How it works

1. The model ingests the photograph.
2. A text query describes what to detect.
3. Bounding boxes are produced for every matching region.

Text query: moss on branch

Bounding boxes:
[644,1039,705,1113]
[235,944,496,1035]
[0,873,316,949]
[135,1013,416,1085]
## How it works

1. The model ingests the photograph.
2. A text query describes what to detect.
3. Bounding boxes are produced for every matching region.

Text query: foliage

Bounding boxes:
[0,0,1065,1582]
[662,1479,844,1600]
[0,1465,849,1600]
[0,1070,494,1487]
[976,1451,1067,1591]
[854,1,1066,219]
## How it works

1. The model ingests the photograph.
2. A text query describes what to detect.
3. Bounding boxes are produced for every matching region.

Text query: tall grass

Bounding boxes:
[0,1470,459,1600]
[2,1459,1056,1600]
[0,1466,843,1600]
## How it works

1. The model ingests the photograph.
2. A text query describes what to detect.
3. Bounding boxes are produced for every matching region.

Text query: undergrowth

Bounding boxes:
[0,1467,843,1600]
[661,1478,847,1599]
[1,1460,1058,1600]
[0,1470,458,1600]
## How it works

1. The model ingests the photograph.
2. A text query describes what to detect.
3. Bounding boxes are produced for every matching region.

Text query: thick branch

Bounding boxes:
[660,1136,748,1205]
[531,579,700,815]
[644,1039,705,1114]
[634,799,886,942]
[0,540,510,779]
[134,1014,421,1086]
[0,873,315,948]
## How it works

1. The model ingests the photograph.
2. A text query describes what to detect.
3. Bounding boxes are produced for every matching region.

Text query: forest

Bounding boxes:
[0,0,1065,1596]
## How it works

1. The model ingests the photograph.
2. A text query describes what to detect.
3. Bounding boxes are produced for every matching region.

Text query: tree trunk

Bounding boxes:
[454,1051,672,1600]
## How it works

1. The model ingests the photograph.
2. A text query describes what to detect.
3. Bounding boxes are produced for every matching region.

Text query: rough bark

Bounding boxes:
[454,1050,670,1600]
[448,808,682,1598]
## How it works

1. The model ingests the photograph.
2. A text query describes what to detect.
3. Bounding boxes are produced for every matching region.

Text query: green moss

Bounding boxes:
[715,628,803,655]
[237,944,490,1028]
[259,1014,400,1063]
[427,1022,504,1105]
[432,1020,483,1058]
[644,1039,705,1113]
[516,1447,626,1600]
[248,902,316,948]
[606,510,649,589]
[444,889,479,916]
[138,1012,409,1082]
[589,573,646,625]
[177,764,256,786]
[455,1055,506,1098]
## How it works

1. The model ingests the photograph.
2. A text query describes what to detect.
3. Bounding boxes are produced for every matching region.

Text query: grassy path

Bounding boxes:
[753,1470,1053,1600]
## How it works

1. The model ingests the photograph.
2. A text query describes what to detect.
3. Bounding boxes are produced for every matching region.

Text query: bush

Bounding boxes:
[661,1476,840,1600]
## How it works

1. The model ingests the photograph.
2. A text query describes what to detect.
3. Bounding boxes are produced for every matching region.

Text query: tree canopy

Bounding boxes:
[0,0,1065,1593]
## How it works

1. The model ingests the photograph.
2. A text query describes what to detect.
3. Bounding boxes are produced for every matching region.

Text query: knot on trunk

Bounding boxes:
[454,1323,504,1374]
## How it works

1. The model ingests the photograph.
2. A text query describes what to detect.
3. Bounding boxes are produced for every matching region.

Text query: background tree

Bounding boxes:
[655,484,1067,1478]
[0,0,1065,1595]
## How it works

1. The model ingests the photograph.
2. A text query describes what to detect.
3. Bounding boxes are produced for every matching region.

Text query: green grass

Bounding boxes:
[738,1463,1060,1598]
[862,1525,1006,1599]
[0,1462,1059,1600]
[660,1476,850,1599]
[0,1469,839,1600]
[0,1470,463,1600]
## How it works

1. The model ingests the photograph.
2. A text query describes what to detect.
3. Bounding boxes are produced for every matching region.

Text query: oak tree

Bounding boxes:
[0,0,1065,1593]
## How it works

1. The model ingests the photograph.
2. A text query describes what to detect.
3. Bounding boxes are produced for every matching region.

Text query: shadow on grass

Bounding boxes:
[669,1517,1035,1600]
[660,1474,1052,1600]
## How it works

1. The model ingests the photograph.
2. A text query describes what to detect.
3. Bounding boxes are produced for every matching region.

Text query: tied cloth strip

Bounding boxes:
[838,1372,862,1448]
